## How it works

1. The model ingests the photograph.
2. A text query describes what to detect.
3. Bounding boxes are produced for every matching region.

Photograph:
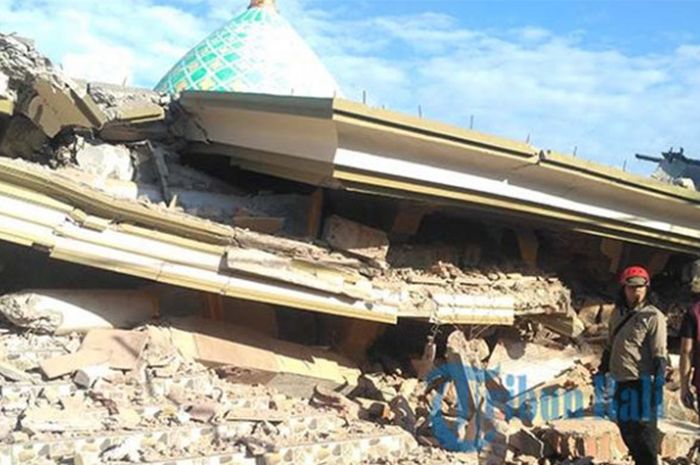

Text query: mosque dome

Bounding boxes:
[154,0,341,97]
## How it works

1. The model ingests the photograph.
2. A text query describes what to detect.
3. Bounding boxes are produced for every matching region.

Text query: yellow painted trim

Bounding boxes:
[570,227,697,255]
[333,100,537,159]
[180,91,700,206]
[0,179,75,213]
[50,246,396,324]
[332,98,700,204]
[117,224,225,255]
[50,239,397,323]
[0,159,235,245]
[334,168,700,254]
[542,151,700,203]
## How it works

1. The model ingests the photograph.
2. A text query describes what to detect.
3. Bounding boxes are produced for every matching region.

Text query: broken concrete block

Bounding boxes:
[539,418,628,462]
[664,385,700,423]
[39,349,110,379]
[74,364,109,388]
[86,81,166,123]
[80,329,148,370]
[72,137,135,181]
[0,290,156,334]
[322,215,389,262]
[508,428,545,457]
[170,317,360,397]
[22,78,106,137]
[9,431,29,444]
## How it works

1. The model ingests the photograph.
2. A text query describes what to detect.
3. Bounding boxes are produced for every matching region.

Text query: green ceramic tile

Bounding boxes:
[153,0,340,97]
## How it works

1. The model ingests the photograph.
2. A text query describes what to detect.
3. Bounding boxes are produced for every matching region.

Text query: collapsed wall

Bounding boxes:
[0,32,699,465]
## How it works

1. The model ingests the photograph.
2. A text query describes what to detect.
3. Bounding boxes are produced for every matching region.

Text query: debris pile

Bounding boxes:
[0,29,699,465]
[1,316,696,465]
[0,318,419,464]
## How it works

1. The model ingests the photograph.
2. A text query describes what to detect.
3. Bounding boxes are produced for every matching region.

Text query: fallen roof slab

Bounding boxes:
[180,91,700,255]
[0,158,573,325]
[0,159,397,323]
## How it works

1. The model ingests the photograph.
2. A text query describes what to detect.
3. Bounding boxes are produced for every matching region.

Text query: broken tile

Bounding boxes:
[39,349,110,379]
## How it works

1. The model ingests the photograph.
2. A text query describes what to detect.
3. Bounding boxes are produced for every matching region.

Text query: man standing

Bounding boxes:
[599,265,667,465]
[679,281,700,415]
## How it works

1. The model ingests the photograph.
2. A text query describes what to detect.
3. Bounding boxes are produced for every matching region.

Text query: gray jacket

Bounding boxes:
[606,302,667,382]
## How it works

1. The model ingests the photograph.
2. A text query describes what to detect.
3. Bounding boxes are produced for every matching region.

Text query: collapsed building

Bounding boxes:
[0,1,699,464]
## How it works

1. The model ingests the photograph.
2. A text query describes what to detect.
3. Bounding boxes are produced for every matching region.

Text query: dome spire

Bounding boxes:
[248,0,277,10]
[154,0,341,97]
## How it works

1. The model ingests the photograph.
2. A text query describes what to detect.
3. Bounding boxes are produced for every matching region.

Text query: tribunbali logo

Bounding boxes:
[427,363,665,452]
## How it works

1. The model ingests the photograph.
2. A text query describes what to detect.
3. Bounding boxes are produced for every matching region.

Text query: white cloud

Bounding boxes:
[63,44,134,85]
[0,0,213,86]
[0,0,698,173]
[284,6,700,173]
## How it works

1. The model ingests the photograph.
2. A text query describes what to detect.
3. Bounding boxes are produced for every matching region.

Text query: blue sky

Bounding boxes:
[1,0,699,174]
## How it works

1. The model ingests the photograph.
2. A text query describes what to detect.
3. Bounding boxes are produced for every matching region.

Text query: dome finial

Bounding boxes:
[248,0,277,9]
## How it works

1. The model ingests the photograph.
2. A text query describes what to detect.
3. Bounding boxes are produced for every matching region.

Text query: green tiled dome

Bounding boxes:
[155,0,341,97]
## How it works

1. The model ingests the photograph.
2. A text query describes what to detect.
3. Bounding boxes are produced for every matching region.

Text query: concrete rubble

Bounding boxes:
[0,30,698,465]
[9,316,695,465]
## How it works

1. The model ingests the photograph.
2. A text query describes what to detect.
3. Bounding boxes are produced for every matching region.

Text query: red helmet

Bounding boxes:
[619,265,650,286]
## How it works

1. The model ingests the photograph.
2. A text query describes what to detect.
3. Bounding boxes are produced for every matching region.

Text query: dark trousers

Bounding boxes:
[614,380,661,465]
